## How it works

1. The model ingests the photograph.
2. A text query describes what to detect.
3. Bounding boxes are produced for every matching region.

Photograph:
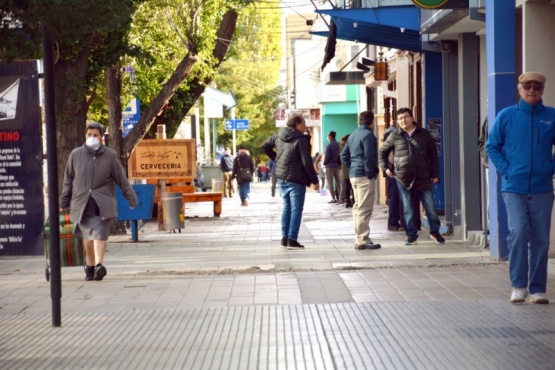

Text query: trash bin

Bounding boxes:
[162,192,184,230]
[212,179,223,193]
[116,184,156,241]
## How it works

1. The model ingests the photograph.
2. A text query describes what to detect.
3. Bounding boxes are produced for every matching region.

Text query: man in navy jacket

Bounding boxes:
[341,111,381,250]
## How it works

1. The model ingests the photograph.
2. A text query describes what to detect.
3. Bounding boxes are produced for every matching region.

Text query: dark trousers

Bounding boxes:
[343,178,354,204]
[386,176,401,227]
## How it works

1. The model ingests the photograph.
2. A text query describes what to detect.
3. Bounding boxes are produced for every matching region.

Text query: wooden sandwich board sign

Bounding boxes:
[128,139,196,180]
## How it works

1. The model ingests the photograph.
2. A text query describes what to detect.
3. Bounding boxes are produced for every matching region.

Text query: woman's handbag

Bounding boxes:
[238,162,253,182]
[240,168,253,182]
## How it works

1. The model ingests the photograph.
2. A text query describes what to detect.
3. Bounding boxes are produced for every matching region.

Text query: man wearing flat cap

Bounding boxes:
[487,72,555,305]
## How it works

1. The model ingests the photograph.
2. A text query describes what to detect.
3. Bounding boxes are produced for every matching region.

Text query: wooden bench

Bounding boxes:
[147,178,222,217]
[183,192,222,217]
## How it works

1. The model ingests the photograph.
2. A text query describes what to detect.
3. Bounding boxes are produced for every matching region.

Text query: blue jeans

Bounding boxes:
[278,180,306,241]
[238,181,251,202]
[502,192,553,294]
[396,183,441,237]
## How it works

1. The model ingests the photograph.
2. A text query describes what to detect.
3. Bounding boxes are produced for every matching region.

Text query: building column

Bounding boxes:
[423,52,445,213]
[440,46,461,232]
[458,33,482,236]
[486,0,515,260]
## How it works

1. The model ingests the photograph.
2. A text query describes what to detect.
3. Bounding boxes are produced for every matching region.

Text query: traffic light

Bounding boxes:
[290,90,295,107]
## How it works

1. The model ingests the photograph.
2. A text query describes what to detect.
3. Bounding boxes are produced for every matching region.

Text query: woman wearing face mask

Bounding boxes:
[60,122,137,281]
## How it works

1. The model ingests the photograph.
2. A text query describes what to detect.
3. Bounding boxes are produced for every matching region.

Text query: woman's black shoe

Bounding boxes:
[287,239,305,249]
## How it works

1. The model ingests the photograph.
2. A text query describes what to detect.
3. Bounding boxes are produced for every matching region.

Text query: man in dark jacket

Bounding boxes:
[261,114,319,249]
[341,111,381,250]
[379,107,444,246]
[231,145,254,206]
[324,131,342,203]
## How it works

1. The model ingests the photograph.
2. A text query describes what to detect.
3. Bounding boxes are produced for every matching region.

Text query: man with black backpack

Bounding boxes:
[379,107,444,246]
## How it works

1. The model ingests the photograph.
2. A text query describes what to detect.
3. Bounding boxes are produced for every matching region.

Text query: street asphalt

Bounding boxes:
[1,181,554,369]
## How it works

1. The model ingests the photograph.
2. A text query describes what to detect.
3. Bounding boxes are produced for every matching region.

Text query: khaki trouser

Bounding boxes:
[222,171,234,197]
[351,176,376,246]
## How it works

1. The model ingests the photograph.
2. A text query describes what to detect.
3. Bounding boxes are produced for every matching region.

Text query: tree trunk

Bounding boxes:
[186,10,239,102]
[105,66,128,235]
[122,10,239,157]
[105,66,124,163]
[54,50,92,195]
[123,51,199,157]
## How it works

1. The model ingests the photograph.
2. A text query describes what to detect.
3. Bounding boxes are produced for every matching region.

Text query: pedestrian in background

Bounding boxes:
[324,131,342,203]
[341,111,381,250]
[379,107,444,246]
[219,147,234,198]
[339,134,354,208]
[312,152,326,192]
[268,159,277,197]
[262,114,320,249]
[382,123,402,231]
[486,72,555,304]
[232,145,254,206]
[60,122,137,281]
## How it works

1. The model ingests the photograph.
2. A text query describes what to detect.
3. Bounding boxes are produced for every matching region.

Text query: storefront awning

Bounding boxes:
[312,6,422,52]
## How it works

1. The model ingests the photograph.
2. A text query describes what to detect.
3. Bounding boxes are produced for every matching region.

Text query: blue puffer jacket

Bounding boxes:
[341,124,379,179]
[486,98,555,194]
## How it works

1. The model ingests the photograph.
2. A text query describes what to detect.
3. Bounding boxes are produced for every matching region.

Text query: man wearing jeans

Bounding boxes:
[341,111,381,250]
[379,108,444,246]
[487,72,555,305]
[261,114,319,249]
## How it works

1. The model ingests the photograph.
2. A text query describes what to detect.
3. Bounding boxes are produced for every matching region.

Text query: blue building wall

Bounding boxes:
[424,52,445,212]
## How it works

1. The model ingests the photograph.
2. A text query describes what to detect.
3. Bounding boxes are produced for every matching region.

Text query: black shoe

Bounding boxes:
[430,233,446,244]
[387,226,400,231]
[84,265,95,281]
[94,264,107,281]
[287,239,305,249]
[281,237,287,247]
[355,242,381,250]
[328,199,337,203]
[365,243,381,250]
[404,236,418,245]
[345,202,352,208]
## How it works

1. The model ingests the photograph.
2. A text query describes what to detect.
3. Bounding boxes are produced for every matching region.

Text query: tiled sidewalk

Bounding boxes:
[1,181,554,369]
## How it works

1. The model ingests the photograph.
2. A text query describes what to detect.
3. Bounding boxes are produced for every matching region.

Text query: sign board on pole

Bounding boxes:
[224,119,249,130]
[204,98,223,118]
[128,139,196,179]
[0,61,43,255]
[122,98,140,138]
[234,119,249,130]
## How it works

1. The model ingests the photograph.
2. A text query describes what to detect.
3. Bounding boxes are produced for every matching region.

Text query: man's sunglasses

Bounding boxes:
[521,83,544,91]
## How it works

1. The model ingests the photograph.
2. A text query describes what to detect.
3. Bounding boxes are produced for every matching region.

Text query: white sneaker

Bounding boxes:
[530,293,549,304]
[510,287,527,303]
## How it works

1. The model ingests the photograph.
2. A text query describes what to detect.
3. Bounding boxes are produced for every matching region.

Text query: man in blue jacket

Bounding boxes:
[487,72,555,304]
[341,111,381,250]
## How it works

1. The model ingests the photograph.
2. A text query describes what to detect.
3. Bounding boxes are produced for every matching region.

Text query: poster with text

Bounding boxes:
[0,61,43,255]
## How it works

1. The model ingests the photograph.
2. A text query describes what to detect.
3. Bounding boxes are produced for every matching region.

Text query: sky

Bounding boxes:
[280,0,328,15]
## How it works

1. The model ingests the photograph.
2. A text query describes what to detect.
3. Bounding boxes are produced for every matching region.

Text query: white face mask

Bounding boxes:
[85,137,101,150]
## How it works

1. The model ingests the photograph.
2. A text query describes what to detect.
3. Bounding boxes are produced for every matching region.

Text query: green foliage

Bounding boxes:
[213,2,284,162]
[0,0,138,62]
